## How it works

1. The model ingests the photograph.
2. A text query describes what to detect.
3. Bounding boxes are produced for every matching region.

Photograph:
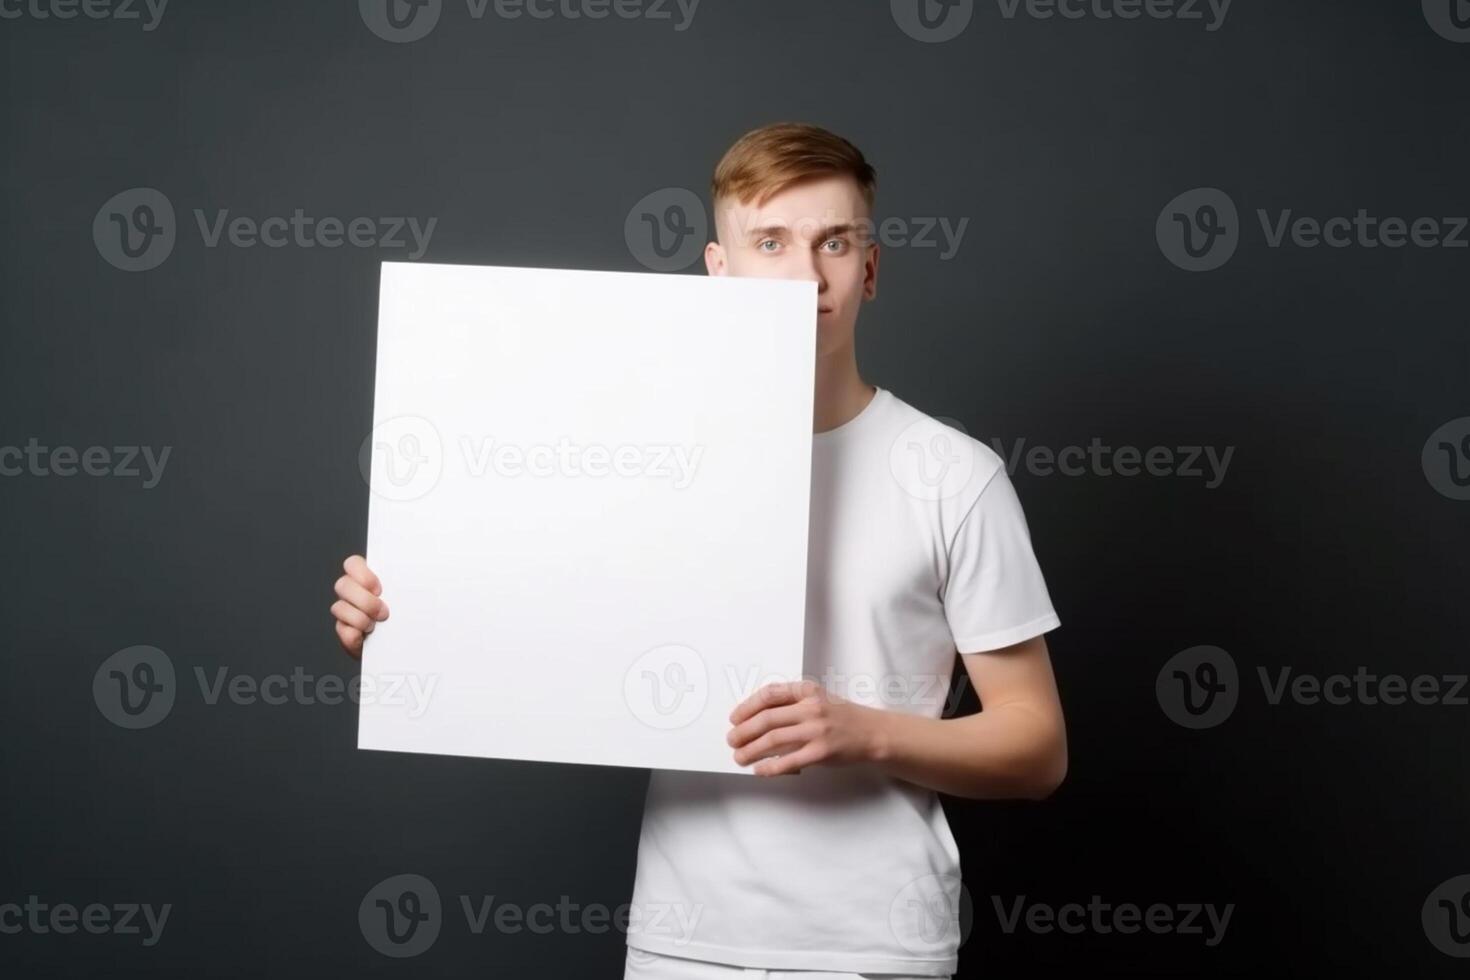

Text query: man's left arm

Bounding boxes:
[727,634,1067,800]
[728,464,1066,797]
[867,634,1067,799]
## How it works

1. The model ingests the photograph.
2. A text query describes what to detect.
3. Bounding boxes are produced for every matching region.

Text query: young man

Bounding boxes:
[332,123,1066,979]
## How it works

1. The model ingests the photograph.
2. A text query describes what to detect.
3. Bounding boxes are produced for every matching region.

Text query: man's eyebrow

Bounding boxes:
[744,224,791,241]
[744,222,863,242]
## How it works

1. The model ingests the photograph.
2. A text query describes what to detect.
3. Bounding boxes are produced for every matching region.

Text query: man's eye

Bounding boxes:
[822,238,848,253]
[758,240,780,253]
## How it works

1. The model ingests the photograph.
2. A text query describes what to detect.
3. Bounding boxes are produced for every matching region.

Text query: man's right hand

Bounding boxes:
[332,554,388,657]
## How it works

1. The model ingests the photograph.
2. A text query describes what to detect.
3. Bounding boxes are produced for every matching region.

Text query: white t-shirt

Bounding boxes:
[625,386,1061,976]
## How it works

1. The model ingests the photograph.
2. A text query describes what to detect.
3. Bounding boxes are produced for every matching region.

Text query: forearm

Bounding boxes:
[867,702,1067,800]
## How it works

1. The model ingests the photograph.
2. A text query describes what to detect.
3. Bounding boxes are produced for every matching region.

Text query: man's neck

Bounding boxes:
[813,347,874,433]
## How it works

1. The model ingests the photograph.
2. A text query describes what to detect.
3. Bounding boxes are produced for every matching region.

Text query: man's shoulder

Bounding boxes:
[877,387,1008,510]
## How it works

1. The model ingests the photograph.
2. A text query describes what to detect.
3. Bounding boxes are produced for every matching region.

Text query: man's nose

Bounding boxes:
[792,247,826,290]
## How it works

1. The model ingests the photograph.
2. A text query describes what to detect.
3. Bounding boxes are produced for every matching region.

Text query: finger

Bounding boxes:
[755,740,825,777]
[335,575,388,620]
[343,555,382,596]
[331,599,377,635]
[729,681,800,725]
[726,703,810,748]
[335,621,364,657]
[734,721,819,768]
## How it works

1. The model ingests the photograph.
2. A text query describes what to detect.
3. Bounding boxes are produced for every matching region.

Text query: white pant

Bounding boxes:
[623,946,950,980]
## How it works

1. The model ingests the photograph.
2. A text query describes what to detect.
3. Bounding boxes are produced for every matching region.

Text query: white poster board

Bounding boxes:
[357,261,816,775]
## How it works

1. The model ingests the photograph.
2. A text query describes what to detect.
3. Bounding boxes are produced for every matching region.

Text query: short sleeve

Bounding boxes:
[942,469,1061,654]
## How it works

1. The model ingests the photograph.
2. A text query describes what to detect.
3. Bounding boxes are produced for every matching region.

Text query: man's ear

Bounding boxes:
[863,242,880,300]
[705,239,727,277]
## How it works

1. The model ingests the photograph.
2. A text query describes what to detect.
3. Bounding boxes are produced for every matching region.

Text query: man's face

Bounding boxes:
[705,174,878,357]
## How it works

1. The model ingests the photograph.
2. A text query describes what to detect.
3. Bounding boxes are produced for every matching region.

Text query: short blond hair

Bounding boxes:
[710,122,877,214]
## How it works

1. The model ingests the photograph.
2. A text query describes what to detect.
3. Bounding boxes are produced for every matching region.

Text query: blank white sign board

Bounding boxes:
[357,261,816,775]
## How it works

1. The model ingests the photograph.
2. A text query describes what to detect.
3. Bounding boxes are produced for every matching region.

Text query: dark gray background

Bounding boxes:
[2,0,1467,975]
